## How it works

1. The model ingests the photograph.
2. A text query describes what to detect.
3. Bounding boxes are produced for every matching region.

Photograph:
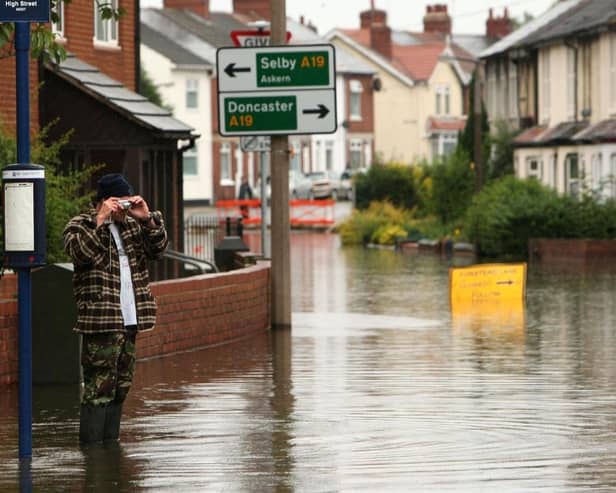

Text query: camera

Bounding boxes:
[118,200,133,210]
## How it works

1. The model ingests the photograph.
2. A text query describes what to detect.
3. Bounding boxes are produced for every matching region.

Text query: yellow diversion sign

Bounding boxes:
[449,263,527,332]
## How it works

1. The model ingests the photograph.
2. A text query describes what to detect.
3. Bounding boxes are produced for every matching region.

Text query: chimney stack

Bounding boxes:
[359,8,391,60]
[163,0,209,17]
[423,4,451,36]
[486,7,513,40]
[233,0,271,20]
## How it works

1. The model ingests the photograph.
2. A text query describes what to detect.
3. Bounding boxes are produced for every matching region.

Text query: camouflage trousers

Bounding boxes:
[81,329,137,406]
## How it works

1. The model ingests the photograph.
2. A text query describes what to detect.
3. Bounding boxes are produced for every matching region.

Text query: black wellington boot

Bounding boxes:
[79,405,106,444]
[103,402,123,441]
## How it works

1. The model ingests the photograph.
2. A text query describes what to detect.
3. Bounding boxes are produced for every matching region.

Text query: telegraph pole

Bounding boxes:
[270,0,291,329]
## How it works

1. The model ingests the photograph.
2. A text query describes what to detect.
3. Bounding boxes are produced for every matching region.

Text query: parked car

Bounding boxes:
[306,170,342,199]
[339,168,367,200]
[254,170,312,201]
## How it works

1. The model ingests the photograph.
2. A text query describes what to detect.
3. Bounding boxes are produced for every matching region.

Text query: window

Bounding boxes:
[290,142,301,171]
[610,154,616,198]
[527,157,542,180]
[431,133,457,159]
[350,139,363,169]
[565,153,579,198]
[325,142,334,171]
[349,80,363,120]
[220,143,231,182]
[508,61,518,118]
[52,0,64,38]
[183,145,198,176]
[591,153,603,192]
[186,79,198,109]
[94,0,119,45]
[611,35,616,112]
[541,50,551,121]
[487,65,497,119]
[314,141,322,170]
[435,86,450,116]
[567,48,576,120]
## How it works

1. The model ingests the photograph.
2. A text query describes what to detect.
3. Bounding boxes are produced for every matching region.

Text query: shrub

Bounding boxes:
[338,201,414,246]
[0,123,100,263]
[354,162,417,210]
[464,176,616,258]
[429,148,475,224]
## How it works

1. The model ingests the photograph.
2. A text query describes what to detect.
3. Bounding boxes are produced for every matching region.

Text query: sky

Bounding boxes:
[202,0,557,36]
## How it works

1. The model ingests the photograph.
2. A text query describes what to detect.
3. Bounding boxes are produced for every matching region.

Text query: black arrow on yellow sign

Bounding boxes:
[302,104,330,119]
[496,280,514,285]
[225,63,251,77]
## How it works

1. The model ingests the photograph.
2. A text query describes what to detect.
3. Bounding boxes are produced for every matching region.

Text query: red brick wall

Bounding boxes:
[0,57,40,136]
[63,0,136,90]
[139,263,270,359]
[0,263,270,385]
[0,275,18,385]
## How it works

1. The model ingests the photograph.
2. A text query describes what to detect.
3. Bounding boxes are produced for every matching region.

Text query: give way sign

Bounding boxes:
[230,30,292,47]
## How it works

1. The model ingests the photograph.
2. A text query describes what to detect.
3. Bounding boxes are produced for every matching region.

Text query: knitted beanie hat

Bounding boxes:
[96,174,134,201]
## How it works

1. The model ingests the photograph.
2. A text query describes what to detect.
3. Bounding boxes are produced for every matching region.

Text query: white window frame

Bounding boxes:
[567,48,576,120]
[349,80,363,121]
[220,143,232,184]
[186,79,199,109]
[290,142,301,171]
[610,153,616,198]
[508,61,518,119]
[52,0,65,39]
[350,139,363,169]
[183,145,198,177]
[325,141,334,171]
[541,50,551,123]
[591,153,603,192]
[432,132,457,159]
[93,0,119,47]
[610,34,616,114]
[527,156,542,180]
[435,86,449,116]
[565,153,579,198]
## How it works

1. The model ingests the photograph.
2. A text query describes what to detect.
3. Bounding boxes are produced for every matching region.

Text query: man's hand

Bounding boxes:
[96,197,124,227]
[127,196,151,223]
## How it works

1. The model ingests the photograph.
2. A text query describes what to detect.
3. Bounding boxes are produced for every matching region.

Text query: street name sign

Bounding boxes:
[217,44,337,136]
[240,136,271,152]
[230,30,292,47]
[0,0,49,22]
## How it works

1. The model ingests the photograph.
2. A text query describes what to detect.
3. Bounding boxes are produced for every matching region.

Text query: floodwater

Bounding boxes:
[3,232,616,491]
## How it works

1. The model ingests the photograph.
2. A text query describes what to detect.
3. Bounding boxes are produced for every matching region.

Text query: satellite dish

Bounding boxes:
[372,77,382,91]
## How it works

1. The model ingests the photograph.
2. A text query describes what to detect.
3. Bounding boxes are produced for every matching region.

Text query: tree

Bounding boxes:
[0,123,101,262]
[0,0,124,63]
[488,120,519,180]
[458,71,490,188]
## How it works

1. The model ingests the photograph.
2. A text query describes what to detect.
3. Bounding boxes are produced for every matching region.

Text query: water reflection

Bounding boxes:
[3,233,616,490]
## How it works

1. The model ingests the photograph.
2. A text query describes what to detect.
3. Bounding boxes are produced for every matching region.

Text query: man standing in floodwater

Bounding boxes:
[63,174,168,444]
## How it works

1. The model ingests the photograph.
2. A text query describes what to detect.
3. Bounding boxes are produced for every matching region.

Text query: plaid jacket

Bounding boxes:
[63,210,168,334]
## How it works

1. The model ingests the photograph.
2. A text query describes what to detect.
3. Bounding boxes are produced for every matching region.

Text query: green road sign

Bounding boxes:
[218,90,336,136]
[217,44,337,136]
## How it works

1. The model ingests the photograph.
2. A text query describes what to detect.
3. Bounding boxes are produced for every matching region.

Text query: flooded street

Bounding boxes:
[3,232,616,491]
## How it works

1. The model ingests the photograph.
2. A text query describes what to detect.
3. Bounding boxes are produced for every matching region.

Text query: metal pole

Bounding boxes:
[15,21,33,460]
[270,0,291,330]
[473,65,483,193]
[260,155,269,257]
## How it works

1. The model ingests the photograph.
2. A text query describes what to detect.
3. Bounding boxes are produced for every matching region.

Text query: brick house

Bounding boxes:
[0,0,196,278]
[141,0,376,206]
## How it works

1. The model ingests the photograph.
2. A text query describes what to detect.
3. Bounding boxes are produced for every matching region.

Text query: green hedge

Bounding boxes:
[354,163,417,210]
[465,176,616,257]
